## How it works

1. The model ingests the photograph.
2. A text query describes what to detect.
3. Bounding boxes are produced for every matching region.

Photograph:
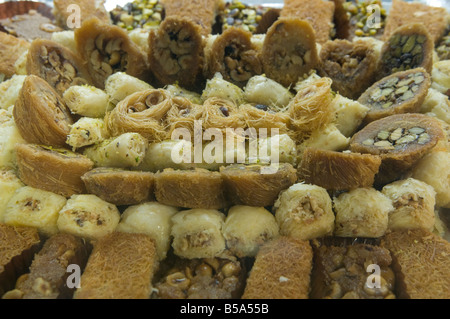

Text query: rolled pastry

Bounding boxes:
[104,72,153,107]
[223,205,279,258]
[63,85,110,118]
[83,133,148,169]
[274,183,335,241]
[287,77,334,142]
[105,89,173,142]
[116,202,179,260]
[4,186,67,237]
[201,72,245,105]
[66,117,109,151]
[204,27,262,88]
[57,194,120,241]
[382,178,436,231]
[75,17,149,89]
[171,208,226,259]
[13,75,73,148]
[261,18,319,88]
[26,39,92,96]
[333,187,394,238]
[318,39,379,100]
[148,16,204,90]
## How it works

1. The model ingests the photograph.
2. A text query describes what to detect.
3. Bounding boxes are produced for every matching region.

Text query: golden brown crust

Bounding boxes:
[349,113,445,185]
[13,75,73,147]
[6,233,90,299]
[154,168,228,209]
[379,23,434,79]
[105,89,173,142]
[318,39,379,100]
[242,236,313,299]
[220,163,298,207]
[15,144,94,198]
[148,16,205,90]
[26,39,92,96]
[280,0,335,44]
[0,224,41,297]
[383,0,448,43]
[205,27,262,88]
[0,32,30,79]
[163,0,222,36]
[75,17,149,89]
[381,229,450,299]
[297,148,382,191]
[74,232,158,299]
[261,18,319,87]
[82,168,155,206]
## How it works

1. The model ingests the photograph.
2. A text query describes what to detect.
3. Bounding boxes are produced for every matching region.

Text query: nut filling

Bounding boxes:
[87,35,128,81]
[359,68,431,123]
[153,257,245,299]
[223,42,261,84]
[379,23,433,78]
[361,126,431,149]
[38,46,89,94]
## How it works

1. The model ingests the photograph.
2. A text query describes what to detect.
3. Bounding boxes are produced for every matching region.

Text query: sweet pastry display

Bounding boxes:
[0,0,449,300]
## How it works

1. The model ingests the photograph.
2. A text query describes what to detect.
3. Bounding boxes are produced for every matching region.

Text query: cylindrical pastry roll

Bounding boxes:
[163,0,222,36]
[116,202,179,260]
[148,16,204,90]
[223,205,279,258]
[63,85,110,118]
[66,117,109,151]
[75,17,149,89]
[248,133,298,166]
[204,27,262,88]
[382,178,436,231]
[318,39,379,100]
[4,186,67,237]
[82,168,155,206]
[73,232,158,299]
[104,72,153,107]
[201,72,245,105]
[57,194,121,241]
[220,163,297,207]
[13,75,73,148]
[410,150,450,208]
[260,18,319,87]
[154,168,227,209]
[15,144,94,198]
[333,188,394,238]
[26,39,92,96]
[83,133,148,169]
[274,183,335,241]
[105,89,173,142]
[287,77,334,142]
[243,75,294,110]
[242,236,313,299]
[330,94,370,138]
[299,124,350,153]
[135,139,194,172]
[4,233,90,299]
[0,169,23,222]
[379,23,434,79]
[171,209,226,259]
